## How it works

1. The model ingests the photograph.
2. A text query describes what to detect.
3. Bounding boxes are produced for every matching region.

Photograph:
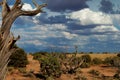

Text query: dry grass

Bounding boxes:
[68,53,117,60]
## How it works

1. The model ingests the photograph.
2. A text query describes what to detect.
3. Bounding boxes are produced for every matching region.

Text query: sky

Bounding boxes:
[1,0,120,53]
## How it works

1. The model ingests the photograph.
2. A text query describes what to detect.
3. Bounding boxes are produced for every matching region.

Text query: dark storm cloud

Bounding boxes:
[66,23,97,30]
[48,15,68,23]
[66,22,118,36]
[99,0,114,13]
[41,0,91,12]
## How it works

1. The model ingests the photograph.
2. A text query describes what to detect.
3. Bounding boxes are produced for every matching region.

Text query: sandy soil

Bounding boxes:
[26,54,40,74]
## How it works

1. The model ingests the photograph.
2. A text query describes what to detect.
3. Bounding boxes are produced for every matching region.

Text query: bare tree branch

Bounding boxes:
[20,3,47,16]
[12,0,22,10]
[1,0,10,20]
[0,0,47,79]
[0,2,3,5]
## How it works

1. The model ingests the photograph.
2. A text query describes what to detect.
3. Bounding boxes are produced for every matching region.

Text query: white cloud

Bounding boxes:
[45,9,62,18]
[27,40,43,46]
[22,3,34,11]
[21,3,42,24]
[17,39,47,46]
[67,8,112,25]
[30,24,67,32]
[11,7,120,52]
[62,31,78,39]
[13,24,68,46]
[31,25,48,31]
[92,35,108,41]
[111,14,120,27]
[91,25,119,32]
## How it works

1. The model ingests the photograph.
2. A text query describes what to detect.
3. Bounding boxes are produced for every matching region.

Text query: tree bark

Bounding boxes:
[0,0,46,80]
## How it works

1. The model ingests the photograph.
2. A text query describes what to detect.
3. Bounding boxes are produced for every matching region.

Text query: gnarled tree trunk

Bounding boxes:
[0,0,46,80]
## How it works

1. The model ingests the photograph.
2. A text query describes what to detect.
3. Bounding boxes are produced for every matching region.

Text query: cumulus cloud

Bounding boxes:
[67,8,112,25]
[30,24,67,32]
[17,40,44,46]
[9,1,120,52]
[22,3,34,11]
[62,31,78,39]
[13,23,68,44]
[28,40,42,46]
[21,3,41,24]
[91,25,119,33]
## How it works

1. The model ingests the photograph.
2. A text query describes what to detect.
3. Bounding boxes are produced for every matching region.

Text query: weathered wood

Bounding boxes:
[0,0,46,80]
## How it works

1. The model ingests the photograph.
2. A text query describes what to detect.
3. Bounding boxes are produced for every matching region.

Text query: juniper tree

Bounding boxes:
[0,0,46,79]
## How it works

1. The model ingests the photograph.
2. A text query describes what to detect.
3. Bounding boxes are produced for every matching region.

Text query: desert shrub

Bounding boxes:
[75,75,87,80]
[18,68,27,73]
[81,54,91,63]
[112,57,120,67]
[8,48,28,68]
[32,52,42,60]
[104,56,120,67]
[92,58,102,65]
[80,55,91,68]
[89,52,93,54]
[58,53,67,61]
[88,69,100,76]
[80,62,90,68]
[33,51,48,60]
[46,76,54,80]
[103,57,113,65]
[29,69,34,73]
[67,56,83,74]
[59,53,84,74]
[40,54,62,79]
[8,67,14,72]
[23,73,36,78]
[114,72,120,79]
[7,67,14,74]
[117,53,120,57]
[113,68,120,80]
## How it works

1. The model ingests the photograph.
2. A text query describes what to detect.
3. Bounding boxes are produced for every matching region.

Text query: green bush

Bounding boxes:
[113,69,120,80]
[103,57,113,65]
[80,62,90,68]
[33,51,48,60]
[104,56,120,67]
[92,58,102,65]
[114,73,120,79]
[81,55,91,63]
[112,57,120,67]
[75,75,87,80]
[88,69,100,76]
[67,56,83,74]
[18,68,27,73]
[117,53,120,57]
[7,67,14,74]
[8,48,28,68]
[40,54,62,78]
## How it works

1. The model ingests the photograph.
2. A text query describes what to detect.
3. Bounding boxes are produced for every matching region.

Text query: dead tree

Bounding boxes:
[0,0,46,80]
[61,54,84,74]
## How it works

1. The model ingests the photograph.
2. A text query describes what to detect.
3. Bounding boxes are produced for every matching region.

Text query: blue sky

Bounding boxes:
[1,0,120,52]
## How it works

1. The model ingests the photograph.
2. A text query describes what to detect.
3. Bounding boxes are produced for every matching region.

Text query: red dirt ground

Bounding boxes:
[6,55,118,80]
